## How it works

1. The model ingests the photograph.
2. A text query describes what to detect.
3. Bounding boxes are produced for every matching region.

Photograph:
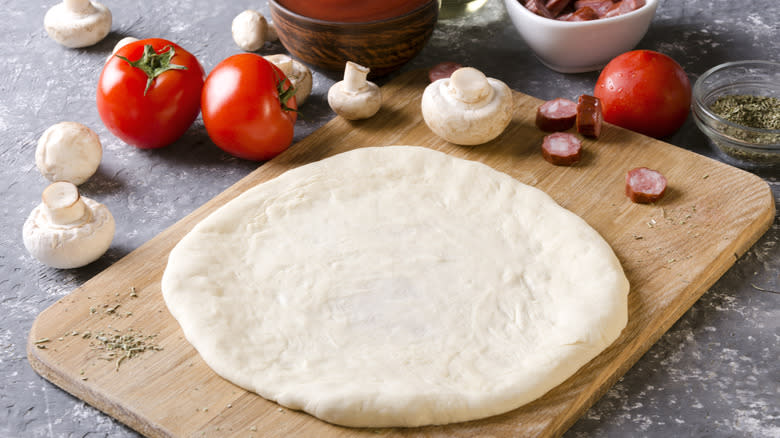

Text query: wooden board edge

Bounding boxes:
[550,177,776,437]
[27,317,173,438]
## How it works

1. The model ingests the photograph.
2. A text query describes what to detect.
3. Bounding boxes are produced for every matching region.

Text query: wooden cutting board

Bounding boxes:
[28,70,774,438]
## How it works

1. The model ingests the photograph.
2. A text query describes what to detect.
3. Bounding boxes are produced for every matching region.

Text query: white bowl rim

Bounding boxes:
[693,59,780,136]
[505,0,658,28]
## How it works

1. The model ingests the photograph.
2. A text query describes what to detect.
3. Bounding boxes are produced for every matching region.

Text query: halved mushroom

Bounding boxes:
[264,54,313,106]
[44,0,112,48]
[23,182,115,269]
[327,61,382,120]
[421,66,514,145]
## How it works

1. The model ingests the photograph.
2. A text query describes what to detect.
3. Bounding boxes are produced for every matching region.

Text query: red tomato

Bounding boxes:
[97,38,205,149]
[201,54,298,161]
[594,50,691,138]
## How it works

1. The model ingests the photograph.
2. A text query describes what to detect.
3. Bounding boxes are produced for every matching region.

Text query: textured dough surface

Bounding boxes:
[161,146,629,428]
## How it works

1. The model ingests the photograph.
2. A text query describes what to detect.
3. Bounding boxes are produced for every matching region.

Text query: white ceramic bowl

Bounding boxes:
[503,0,658,73]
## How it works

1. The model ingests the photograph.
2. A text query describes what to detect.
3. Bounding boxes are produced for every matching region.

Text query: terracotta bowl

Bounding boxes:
[268,0,438,77]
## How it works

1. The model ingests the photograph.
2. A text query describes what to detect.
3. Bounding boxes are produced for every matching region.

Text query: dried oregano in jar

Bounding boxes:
[709,95,780,144]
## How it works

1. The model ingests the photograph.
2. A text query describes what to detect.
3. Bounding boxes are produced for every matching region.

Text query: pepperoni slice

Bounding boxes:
[576,94,603,138]
[541,132,582,166]
[573,0,615,17]
[428,62,463,83]
[566,5,599,21]
[545,0,572,17]
[619,0,646,14]
[536,98,578,132]
[625,167,667,203]
[525,0,554,18]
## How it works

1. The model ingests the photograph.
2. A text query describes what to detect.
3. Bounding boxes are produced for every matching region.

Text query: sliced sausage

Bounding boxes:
[428,62,463,83]
[574,0,616,17]
[566,6,600,21]
[536,98,578,132]
[525,0,554,18]
[619,0,646,14]
[545,0,572,16]
[576,94,603,138]
[565,6,600,21]
[541,132,582,166]
[603,1,623,18]
[625,167,667,203]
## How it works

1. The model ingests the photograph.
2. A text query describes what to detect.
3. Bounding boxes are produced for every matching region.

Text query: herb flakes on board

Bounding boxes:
[90,328,163,371]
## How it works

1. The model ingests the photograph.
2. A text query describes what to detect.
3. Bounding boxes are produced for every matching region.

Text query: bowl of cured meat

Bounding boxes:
[503,0,658,73]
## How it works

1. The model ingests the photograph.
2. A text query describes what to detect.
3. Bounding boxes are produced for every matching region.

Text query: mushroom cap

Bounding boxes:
[44,1,112,48]
[232,9,269,52]
[421,73,514,146]
[23,195,115,269]
[327,81,382,121]
[265,54,313,105]
[112,36,139,55]
[36,121,102,185]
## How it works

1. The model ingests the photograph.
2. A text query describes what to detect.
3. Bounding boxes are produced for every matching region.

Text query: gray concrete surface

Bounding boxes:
[1,0,777,436]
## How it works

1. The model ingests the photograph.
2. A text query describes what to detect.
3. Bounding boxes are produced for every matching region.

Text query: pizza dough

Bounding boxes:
[161,146,629,428]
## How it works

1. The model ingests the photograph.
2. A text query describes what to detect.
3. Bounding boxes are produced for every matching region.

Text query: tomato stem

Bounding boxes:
[274,72,302,118]
[115,44,188,96]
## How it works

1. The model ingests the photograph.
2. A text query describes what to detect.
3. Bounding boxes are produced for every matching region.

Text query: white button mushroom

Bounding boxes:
[111,36,139,55]
[23,182,115,269]
[106,36,139,63]
[327,61,382,120]
[44,0,112,48]
[232,10,278,52]
[264,54,313,106]
[36,122,102,186]
[421,66,514,146]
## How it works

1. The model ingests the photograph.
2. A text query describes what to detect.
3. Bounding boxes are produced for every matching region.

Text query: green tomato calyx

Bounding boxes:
[116,44,188,96]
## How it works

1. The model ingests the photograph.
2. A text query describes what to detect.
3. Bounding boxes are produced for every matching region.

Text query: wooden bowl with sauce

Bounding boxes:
[268,0,438,77]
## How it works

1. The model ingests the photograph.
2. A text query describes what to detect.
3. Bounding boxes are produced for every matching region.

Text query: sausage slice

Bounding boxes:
[542,132,582,166]
[525,0,554,18]
[576,94,603,138]
[536,98,578,132]
[625,167,667,203]
[566,5,600,21]
[428,62,463,83]
[545,0,572,16]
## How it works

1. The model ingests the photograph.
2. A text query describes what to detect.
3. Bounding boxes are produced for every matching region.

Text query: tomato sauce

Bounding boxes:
[277,0,432,22]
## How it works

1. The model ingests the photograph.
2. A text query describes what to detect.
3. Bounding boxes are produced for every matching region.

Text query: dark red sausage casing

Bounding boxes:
[545,0,572,16]
[428,62,463,83]
[625,167,667,203]
[525,0,554,18]
[536,98,578,132]
[541,132,582,166]
[577,94,603,138]
[566,5,599,21]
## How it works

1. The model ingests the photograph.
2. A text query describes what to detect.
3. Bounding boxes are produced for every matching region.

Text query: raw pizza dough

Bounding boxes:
[162,146,629,428]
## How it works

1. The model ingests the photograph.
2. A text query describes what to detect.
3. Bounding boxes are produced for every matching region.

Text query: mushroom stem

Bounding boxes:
[448,67,493,104]
[343,61,370,93]
[41,182,87,225]
[64,0,95,15]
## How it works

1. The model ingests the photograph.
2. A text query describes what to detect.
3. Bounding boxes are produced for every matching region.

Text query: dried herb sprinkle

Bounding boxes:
[709,94,780,130]
[91,329,162,371]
